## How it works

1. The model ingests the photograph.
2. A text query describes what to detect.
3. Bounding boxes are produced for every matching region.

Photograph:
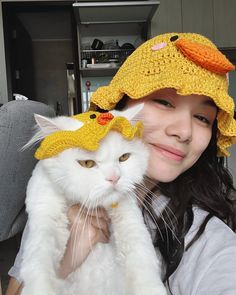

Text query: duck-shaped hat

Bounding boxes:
[35,110,143,160]
[90,33,236,156]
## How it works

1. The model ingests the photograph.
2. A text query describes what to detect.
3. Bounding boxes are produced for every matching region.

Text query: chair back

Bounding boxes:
[0,100,55,241]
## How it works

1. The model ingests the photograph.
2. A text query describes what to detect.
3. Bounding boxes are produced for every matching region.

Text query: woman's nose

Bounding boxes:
[166,112,193,142]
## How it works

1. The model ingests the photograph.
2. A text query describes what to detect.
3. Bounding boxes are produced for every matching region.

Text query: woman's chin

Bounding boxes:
[146,165,183,183]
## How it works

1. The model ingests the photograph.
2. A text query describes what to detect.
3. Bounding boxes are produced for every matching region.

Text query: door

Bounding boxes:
[4,12,35,100]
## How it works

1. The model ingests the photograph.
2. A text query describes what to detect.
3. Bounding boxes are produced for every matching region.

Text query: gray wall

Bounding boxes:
[228,72,236,185]
[32,39,73,114]
[229,71,236,104]
[228,145,236,186]
[0,2,8,104]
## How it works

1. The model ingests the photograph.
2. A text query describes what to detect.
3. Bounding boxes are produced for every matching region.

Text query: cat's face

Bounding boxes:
[32,103,149,208]
[43,132,148,208]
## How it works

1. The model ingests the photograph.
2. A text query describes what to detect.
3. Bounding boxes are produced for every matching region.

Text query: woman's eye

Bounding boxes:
[78,160,96,168]
[195,115,210,125]
[119,153,130,162]
[153,99,173,107]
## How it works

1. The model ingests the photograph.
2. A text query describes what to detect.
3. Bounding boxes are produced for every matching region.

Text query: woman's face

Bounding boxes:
[128,88,217,182]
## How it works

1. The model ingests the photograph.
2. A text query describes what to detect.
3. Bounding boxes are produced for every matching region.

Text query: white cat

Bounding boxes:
[20,104,167,295]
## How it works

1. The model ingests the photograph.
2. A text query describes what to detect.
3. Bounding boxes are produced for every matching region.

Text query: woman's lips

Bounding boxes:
[150,143,186,162]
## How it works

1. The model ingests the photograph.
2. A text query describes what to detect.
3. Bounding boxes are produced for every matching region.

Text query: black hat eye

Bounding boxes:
[170,35,179,42]
[90,114,97,119]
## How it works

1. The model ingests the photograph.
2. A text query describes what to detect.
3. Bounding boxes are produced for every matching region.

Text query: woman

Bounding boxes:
[6,32,236,294]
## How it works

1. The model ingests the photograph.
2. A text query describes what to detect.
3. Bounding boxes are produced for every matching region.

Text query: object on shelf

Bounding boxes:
[13,93,29,100]
[81,48,134,67]
[91,57,96,64]
[87,63,113,69]
[103,39,120,50]
[82,59,88,68]
[120,43,135,50]
[84,80,91,111]
[91,38,104,50]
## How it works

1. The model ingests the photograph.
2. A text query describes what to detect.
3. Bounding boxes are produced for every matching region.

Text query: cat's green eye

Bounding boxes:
[119,153,130,162]
[78,160,96,168]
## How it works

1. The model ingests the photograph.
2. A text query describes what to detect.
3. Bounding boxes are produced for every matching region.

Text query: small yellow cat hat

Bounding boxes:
[90,33,236,156]
[35,107,143,160]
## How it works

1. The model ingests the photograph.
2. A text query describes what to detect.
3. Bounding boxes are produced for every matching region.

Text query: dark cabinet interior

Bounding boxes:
[2,2,80,115]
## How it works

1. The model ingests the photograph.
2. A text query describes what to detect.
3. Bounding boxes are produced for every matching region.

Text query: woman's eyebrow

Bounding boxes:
[202,99,217,108]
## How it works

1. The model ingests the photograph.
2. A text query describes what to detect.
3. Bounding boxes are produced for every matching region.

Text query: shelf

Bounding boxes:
[80,67,119,77]
[75,1,159,102]
[81,49,134,52]
[73,1,160,25]
[81,49,134,66]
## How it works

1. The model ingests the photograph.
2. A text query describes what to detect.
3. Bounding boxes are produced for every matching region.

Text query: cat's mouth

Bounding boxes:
[94,189,122,208]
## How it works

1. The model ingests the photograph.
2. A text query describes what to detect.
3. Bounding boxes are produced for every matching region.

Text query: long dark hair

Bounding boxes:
[114,95,236,284]
[143,120,236,283]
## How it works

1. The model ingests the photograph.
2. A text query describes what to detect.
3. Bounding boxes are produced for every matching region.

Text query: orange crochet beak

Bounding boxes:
[97,113,114,125]
[175,38,235,74]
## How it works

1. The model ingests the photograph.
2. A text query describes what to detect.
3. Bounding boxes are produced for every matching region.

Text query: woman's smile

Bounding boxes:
[149,143,186,162]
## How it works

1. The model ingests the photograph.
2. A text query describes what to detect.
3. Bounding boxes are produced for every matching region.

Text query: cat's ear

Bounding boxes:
[34,114,84,135]
[21,114,60,150]
[34,114,61,135]
[110,103,144,121]
[22,114,84,150]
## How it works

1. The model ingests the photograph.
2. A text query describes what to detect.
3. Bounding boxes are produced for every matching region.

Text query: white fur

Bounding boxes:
[20,105,167,295]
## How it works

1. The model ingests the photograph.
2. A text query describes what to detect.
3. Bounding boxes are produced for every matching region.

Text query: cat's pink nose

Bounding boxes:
[106,174,120,185]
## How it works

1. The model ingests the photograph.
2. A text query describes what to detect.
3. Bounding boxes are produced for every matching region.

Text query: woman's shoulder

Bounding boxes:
[154,195,236,244]
[188,206,236,245]
[169,205,236,295]
[153,195,236,294]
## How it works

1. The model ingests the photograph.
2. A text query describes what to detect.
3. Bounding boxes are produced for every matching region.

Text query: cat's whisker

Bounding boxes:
[136,183,180,243]
[76,202,94,268]
[143,176,159,188]
[88,186,112,247]
[134,188,159,225]
[89,186,105,203]
[137,182,178,225]
[144,190,179,231]
[90,200,104,265]
[136,186,173,248]
[71,210,84,268]
[135,186,172,251]
[71,198,91,268]
[130,186,164,239]
[87,204,97,258]
[136,183,174,223]
[81,189,106,259]
[121,180,157,221]
[136,184,177,232]
[95,203,104,240]
[128,189,164,241]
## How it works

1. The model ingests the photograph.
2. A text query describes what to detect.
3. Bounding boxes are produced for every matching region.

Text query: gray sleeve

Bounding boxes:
[168,210,236,295]
[195,247,236,295]
[8,222,29,282]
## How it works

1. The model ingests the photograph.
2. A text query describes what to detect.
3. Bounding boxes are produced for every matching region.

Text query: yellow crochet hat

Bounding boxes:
[35,111,143,160]
[90,33,236,156]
